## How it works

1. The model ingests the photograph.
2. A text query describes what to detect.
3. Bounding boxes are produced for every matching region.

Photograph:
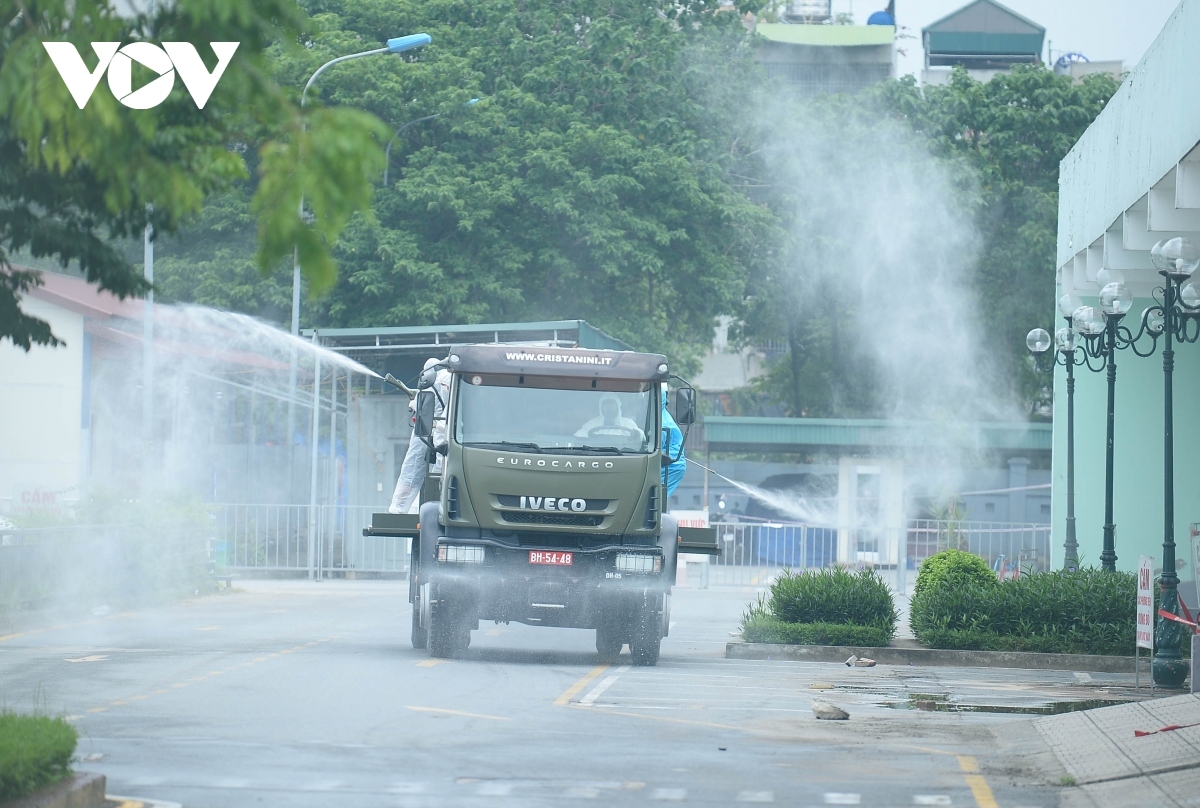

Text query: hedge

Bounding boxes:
[910,564,1137,656]
[741,567,898,646]
[0,713,77,802]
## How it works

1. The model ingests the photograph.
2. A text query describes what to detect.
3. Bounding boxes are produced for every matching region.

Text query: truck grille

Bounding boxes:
[500,512,604,527]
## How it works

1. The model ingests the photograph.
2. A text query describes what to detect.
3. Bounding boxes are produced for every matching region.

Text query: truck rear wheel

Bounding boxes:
[595,626,624,663]
[411,598,428,649]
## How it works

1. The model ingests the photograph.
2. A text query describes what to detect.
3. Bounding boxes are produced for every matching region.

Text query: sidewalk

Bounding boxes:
[1007,693,1200,807]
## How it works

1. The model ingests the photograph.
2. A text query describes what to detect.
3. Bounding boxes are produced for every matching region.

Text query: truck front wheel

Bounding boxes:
[428,594,471,658]
[630,603,662,666]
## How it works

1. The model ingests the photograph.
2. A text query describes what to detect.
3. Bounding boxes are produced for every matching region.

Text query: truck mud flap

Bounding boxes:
[676,526,720,555]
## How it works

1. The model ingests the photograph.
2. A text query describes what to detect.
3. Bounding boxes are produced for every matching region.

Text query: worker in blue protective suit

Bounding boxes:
[661,388,686,497]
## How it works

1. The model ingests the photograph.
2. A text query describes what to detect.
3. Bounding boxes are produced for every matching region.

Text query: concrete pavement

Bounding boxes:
[0,580,1161,807]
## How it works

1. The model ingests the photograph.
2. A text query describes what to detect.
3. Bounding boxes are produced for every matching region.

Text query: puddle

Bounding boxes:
[882,697,1132,716]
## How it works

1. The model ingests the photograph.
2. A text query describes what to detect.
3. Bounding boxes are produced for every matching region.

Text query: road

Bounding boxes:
[1,580,1116,807]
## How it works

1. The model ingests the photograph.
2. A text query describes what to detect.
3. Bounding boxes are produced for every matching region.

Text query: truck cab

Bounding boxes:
[390,344,712,665]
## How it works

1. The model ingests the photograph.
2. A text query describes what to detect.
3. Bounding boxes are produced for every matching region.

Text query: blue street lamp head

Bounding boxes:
[387,33,431,53]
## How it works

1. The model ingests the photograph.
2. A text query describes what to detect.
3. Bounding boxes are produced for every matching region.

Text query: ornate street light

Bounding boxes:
[1028,293,1103,570]
[1118,236,1200,687]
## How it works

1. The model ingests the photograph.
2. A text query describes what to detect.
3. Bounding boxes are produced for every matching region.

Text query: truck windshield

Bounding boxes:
[455,375,657,454]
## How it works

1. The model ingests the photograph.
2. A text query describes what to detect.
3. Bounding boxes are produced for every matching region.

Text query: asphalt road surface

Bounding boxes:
[2,580,1102,807]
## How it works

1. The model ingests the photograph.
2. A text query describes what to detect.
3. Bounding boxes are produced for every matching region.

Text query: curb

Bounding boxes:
[726,641,1138,673]
[5,773,106,808]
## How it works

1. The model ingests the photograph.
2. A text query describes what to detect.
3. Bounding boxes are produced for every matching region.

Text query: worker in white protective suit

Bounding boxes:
[574,393,645,441]
[388,358,452,514]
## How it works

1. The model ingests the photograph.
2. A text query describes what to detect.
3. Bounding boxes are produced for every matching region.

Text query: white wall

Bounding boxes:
[0,296,84,512]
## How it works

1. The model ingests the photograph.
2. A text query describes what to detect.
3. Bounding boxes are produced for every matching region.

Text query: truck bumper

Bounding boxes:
[425,539,669,629]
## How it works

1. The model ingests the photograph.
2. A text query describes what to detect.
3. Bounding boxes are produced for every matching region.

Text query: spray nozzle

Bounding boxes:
[383,373,416,399]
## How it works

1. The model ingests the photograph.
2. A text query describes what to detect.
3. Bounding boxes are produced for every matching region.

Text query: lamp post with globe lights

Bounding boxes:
[1114,237,1200,687]
[1027,295,1111,570]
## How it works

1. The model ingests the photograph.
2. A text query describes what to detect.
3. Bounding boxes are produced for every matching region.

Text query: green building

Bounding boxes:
[1053,0,1200,607]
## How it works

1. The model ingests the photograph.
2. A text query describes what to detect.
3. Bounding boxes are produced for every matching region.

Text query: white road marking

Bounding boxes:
[652,788,687,801]
[914,797,952,806]
[301,780,343,791]
[1072,672,1093,683]
[566,786,601,798]
[580,664,631,706]
[736,790,775,802]
[389,782,426,794]
[824,795,861,805]
[476,782,513,796]
[64,655,108,663]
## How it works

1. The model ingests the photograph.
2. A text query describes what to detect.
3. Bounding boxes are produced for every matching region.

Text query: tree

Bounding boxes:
[742,66,1118,418]
[149,0,774,371]
[0,0,393,350]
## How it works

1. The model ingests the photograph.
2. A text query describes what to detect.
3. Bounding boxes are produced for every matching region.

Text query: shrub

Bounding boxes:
[770,567,898,635]
[913,549,997,599]
[910,567,1137,656]
[739,567,899,645]
[0,713,77,802]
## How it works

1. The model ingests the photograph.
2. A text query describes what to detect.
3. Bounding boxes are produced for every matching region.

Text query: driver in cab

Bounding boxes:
[575,393,644,442]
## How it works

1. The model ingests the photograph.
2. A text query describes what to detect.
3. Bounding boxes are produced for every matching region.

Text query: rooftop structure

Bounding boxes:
[754,23,895,97]
[921,0,1044,85]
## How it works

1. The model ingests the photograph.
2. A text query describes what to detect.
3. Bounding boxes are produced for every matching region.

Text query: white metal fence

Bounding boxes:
[704,518,1052,587]
[213,504,408,578]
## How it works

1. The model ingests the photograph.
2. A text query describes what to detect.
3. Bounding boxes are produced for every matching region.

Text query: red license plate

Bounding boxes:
[529,551,573,566]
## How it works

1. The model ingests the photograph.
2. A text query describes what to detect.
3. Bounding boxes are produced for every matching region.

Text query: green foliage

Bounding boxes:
[149,0,775,371]
[739,567,898,645]
[1,0,393,350]
[743,66,1119,417]
[913,549,997,599]
[770,567,897,634]
[741,614,891,647]
[0,712,77,802]
[910,567,1137,656]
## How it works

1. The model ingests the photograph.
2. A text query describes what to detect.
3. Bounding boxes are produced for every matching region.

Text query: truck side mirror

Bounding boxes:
[414,390,435,439]
[417,365,439,389]
[675,388,696,426]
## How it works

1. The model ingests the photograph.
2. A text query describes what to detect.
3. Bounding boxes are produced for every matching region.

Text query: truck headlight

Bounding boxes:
[615,553,661,574]
[438,544,485,563]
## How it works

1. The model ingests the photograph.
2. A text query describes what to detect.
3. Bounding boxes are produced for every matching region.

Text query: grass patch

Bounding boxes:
[0,712,77,802]
[742,614,892,647]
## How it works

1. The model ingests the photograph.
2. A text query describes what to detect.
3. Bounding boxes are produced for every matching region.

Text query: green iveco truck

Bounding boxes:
[365,345,717,666]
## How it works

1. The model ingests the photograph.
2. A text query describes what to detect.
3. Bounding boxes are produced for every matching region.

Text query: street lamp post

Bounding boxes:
[284,33,430,500]
[1029,286,1129,573]
[1122,237,1200,687]
[291,33,432,337]
[382,99,479,186]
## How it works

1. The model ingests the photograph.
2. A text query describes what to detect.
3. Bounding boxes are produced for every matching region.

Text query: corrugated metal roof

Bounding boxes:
[755,23,895,47]
[703,416,1051,454]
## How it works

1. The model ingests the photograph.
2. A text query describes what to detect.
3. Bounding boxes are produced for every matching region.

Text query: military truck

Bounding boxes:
[364,345,717,666]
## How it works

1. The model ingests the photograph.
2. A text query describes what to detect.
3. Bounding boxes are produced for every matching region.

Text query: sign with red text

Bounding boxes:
[1137,555,1155,651]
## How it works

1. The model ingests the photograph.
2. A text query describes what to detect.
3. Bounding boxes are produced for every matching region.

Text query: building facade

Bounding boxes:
[1054,0,1200,604]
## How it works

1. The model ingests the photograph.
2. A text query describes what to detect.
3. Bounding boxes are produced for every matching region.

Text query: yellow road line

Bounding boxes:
[417,659,450,667]
[957,756,998,808]
[554,665,609,706]
[406,706,509,721]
